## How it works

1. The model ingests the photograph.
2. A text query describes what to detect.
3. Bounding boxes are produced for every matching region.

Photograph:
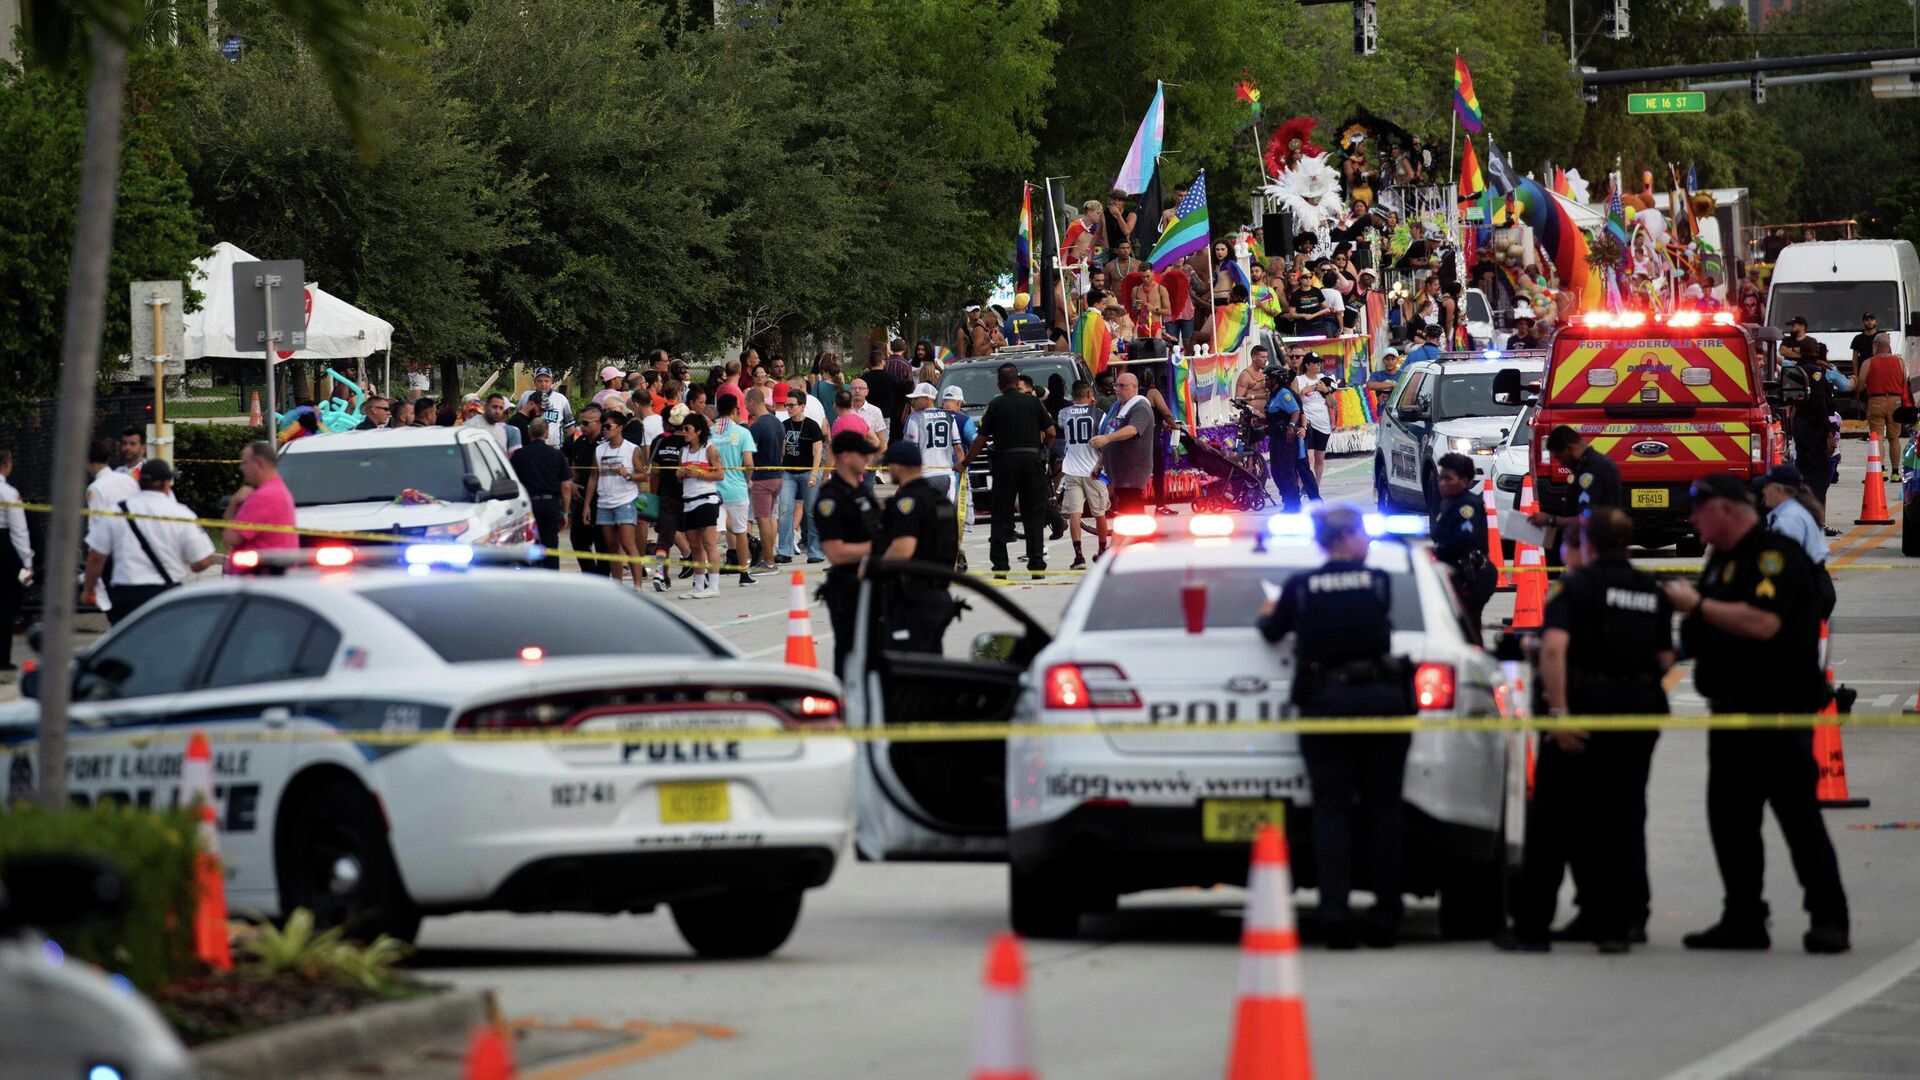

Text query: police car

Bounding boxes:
[1,546,854,958]
[278,427,534,545]
[1374,351,1545,515]
[841,514,1516,939]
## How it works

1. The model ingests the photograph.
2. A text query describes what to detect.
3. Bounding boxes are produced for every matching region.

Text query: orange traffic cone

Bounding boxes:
[182,731,232,973]
[1225,823,1312,1080]
[1855,439,1894,525]
[1511,547,1546,630]
[248,390,263,428]
[463,1024,516,1080]
[784,571,818,668]
[970,933,1038,1080]
[1481,476,1511,591]
[1814,621,1868,808]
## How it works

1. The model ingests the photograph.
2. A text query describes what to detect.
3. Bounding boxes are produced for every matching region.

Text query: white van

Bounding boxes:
[1765,239,1920,386]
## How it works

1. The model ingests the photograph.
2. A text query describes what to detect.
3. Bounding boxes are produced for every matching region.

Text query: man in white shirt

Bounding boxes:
[81,460,218,625]
[86,437,139,515]
[849,378,889,450]
[792,379,829,430]
[900,383,960,498]
[516,367,574,448]
[0,449,30,671]
[463,393,512,452]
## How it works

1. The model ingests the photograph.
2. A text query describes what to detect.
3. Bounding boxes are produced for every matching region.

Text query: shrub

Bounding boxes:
[172,422,264,520]
[0,802,200,992]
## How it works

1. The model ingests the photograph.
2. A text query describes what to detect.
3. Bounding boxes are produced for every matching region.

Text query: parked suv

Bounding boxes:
[936,345,1092,522]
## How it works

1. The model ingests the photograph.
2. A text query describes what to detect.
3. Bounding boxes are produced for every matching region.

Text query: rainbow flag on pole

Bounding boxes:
[1113,82,1165,195]
[1453,53,1483,133]
[1170,351,1197,430]
[1015,184,1032,298]
[1458,137,1485,199]
[1149,170,1209,271]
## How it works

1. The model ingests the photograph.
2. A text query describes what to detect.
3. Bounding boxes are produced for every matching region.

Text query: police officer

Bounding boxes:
[1431,452,1496,643]
[1499,507,1671,954]
[565,405,609,575]
[960,363,1055,577]
[1257,505,1412,949]
[813,430,885,680]
[1263,364,1305,511]
[875,442,960,653]
[1530,425,1623,563]
[1661,474,1849,954]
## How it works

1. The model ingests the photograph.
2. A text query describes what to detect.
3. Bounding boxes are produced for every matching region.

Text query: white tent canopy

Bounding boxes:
[183,241,394,361]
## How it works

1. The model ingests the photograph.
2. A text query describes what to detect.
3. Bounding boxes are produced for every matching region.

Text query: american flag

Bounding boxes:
[1174,171,1207,217]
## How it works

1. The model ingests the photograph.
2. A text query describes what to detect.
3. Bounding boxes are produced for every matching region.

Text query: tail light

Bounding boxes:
[1042,664,1140,710]
[1751,433,1763,464]
[784,694,841,723]
[1414,662,1456,711]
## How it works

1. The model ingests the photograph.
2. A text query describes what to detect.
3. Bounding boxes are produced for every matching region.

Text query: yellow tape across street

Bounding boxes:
[21,712,1920,750]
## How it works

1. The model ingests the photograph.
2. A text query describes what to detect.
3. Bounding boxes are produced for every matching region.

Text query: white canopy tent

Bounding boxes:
[183,241,394,362]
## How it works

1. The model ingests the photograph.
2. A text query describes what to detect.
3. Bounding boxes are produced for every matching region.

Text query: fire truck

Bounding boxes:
[1503,310,1776,552]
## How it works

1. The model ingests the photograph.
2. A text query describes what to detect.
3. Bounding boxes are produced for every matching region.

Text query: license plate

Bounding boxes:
[659,781,730,824]
[1201,800,1286,843]
[1631,488,1669,509]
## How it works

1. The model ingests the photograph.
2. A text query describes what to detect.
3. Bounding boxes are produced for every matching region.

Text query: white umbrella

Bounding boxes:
[182,241,394,361]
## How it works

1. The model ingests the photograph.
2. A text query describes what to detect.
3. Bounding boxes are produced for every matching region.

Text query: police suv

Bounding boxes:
[841,513,1516,940]
[1,545,854,958]
[279,427,534,545]
[1374,351,1545,515]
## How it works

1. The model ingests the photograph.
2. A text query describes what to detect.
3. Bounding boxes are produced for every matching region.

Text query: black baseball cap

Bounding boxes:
[1788,316,1808,327]
[879,442,922,467]
[830,431,875,455]
[1761,463,1804,488]
[1689,474,1752,506]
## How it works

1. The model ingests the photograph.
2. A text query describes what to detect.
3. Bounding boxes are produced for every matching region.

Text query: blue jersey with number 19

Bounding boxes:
[902,407,960,471]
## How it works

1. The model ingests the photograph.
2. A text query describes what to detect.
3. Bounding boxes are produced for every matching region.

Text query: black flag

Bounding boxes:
[1133,168,1165,253]
[1038,181,1062,332]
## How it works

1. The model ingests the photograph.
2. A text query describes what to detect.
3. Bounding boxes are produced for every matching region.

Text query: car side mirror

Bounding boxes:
[1397,403,1428,422]
[1490,368,1522,405]
[1755,326,1783,344]
[463,473,484,493]
[489,478,519,500]
[970,632,1021,664]
[88,657,132,694]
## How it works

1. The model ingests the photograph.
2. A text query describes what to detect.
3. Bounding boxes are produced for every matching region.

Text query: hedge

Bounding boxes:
[173,422,265,521]
[0,802,202,992]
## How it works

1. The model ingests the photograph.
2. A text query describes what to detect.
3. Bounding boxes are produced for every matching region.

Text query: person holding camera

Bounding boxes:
[516,367,574,449]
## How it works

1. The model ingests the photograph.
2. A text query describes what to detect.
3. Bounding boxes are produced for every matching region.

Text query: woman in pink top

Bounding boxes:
[223,440,299,565]
[830,389,871,441]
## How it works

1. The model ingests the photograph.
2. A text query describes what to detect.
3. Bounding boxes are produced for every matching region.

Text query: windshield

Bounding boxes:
[1433,372,1525,420]
[281,444,475,507]
[1466,291,1491,324]
[1084,565,1424,633]
[1768,281,1900,334]
[362,581,722,662]
[938,360,1079,409]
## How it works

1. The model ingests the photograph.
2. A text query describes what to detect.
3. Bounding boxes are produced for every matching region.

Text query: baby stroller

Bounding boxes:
[1180,430,1271,512]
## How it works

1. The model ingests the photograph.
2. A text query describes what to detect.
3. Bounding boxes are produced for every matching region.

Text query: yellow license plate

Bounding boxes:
[1201,800,1287,843]
[658,782,730,824]
[1631,488,1669,509]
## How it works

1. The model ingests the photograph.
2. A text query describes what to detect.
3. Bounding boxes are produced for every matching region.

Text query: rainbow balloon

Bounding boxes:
[1500,179,1591,306]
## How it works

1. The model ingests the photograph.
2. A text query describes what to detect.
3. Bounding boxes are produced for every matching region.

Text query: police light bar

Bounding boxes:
[226,543,544,574]
[1263,512,1428,540]
[1576,309,1737,330]
[1112,514,1158,539]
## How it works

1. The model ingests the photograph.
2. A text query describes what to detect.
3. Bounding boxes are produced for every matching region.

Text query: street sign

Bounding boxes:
[128,280,185,377]
[222,35,243,61]
[1627,91,1705,114]
[232,260,307,357]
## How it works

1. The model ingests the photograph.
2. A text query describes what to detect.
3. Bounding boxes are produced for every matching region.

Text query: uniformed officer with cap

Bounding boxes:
[1499,506,1671,953]
[813,430,884,679]
[1257,504,1413,949]
[1661,473,1849,954]
[1431,452,1496,643]
[959,363,1055,577]
[874,441,961,654]
[1531,425,1624,562]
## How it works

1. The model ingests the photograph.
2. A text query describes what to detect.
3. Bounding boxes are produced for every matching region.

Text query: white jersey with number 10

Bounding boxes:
[1057,402,1102,478]
[902,407,961,471]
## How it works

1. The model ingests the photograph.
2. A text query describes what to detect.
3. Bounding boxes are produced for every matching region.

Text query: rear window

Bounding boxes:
[1546,336,1754,407]
[1084,566,1425,633]
[362,581,722,662]
[939,359,1080,407]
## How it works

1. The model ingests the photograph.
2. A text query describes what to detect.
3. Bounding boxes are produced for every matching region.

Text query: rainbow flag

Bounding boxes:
[1170,351,1197,430]
[1149,169,1209,271]
[1015,184,1032,298]
[1113,82,1165,195]
[1453,54,1483,134]
[1213,301,1251,353]
[1248,236,1266,266]
[1071,309,1113,373]
[1458,137,1485,199]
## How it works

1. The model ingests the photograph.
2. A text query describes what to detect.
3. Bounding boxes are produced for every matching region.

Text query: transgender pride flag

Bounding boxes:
[1112,82,1165,195]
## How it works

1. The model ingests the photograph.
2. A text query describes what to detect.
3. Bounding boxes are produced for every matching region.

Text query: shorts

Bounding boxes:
[656,502,683,538]
[681,498,720,531]
[750,477,781,517]
[1305,427,1330,452]
[721,501,752,533]
[1060,475,1111,516]
[598,502,638,526]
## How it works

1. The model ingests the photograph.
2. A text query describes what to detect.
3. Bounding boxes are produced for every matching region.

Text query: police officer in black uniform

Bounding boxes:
[564,405,608,575]
[874,441,961,653]
[1499,507,1671,953]
[1257,505,1413,949]
[813,430,884,680]
[1660,474,1849,953]
[1431,452,1496,643]
[959,362,1055,577]
[1531,425,1624,564]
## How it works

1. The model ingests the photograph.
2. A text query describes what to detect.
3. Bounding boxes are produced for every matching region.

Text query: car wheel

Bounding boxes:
[671,887,804,959]
[1437,856,1504,940]
[1009,863,1080,939]
[1374,457,1394,512]
[277,778,420,944]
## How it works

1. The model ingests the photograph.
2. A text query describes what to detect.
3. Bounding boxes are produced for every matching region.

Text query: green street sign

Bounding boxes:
[1627,91,1706,115]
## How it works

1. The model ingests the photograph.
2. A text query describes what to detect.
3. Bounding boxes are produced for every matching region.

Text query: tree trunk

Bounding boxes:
[36,27,130,808]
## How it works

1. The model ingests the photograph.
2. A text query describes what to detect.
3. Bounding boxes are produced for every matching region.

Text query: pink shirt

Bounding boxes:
[230,474,298,555]
[715,381,746,416]
[831,414,870,438]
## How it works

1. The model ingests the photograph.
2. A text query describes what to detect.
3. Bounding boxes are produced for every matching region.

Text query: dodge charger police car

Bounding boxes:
[841,515,1517,940]
[2,545,853,958]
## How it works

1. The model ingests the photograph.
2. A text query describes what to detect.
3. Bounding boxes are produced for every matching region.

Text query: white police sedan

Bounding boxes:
[2,545,853,958]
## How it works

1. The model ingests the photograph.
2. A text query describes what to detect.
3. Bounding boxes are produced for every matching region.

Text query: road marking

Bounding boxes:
[1834,521,1903,567]
[1657,934,1920,1080]
[1871,694,1896,708]
[517,1020,732,1080]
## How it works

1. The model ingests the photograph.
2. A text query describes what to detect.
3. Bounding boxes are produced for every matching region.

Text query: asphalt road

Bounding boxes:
[403,447,1920,1080]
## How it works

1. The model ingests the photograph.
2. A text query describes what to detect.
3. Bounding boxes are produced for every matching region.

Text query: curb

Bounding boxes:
[193,988,498,1080]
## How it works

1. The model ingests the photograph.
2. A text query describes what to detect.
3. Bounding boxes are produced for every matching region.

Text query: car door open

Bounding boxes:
[845,562,1051,861]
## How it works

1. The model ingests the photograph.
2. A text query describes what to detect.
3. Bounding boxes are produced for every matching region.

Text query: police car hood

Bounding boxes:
[295,500,481,535]
[1430,415,1522,445]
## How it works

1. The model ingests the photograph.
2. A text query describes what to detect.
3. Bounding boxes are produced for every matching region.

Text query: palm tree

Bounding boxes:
[22,0,392,807]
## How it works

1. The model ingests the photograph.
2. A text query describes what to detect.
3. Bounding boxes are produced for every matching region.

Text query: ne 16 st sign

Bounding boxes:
[1627,91,1705,114]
